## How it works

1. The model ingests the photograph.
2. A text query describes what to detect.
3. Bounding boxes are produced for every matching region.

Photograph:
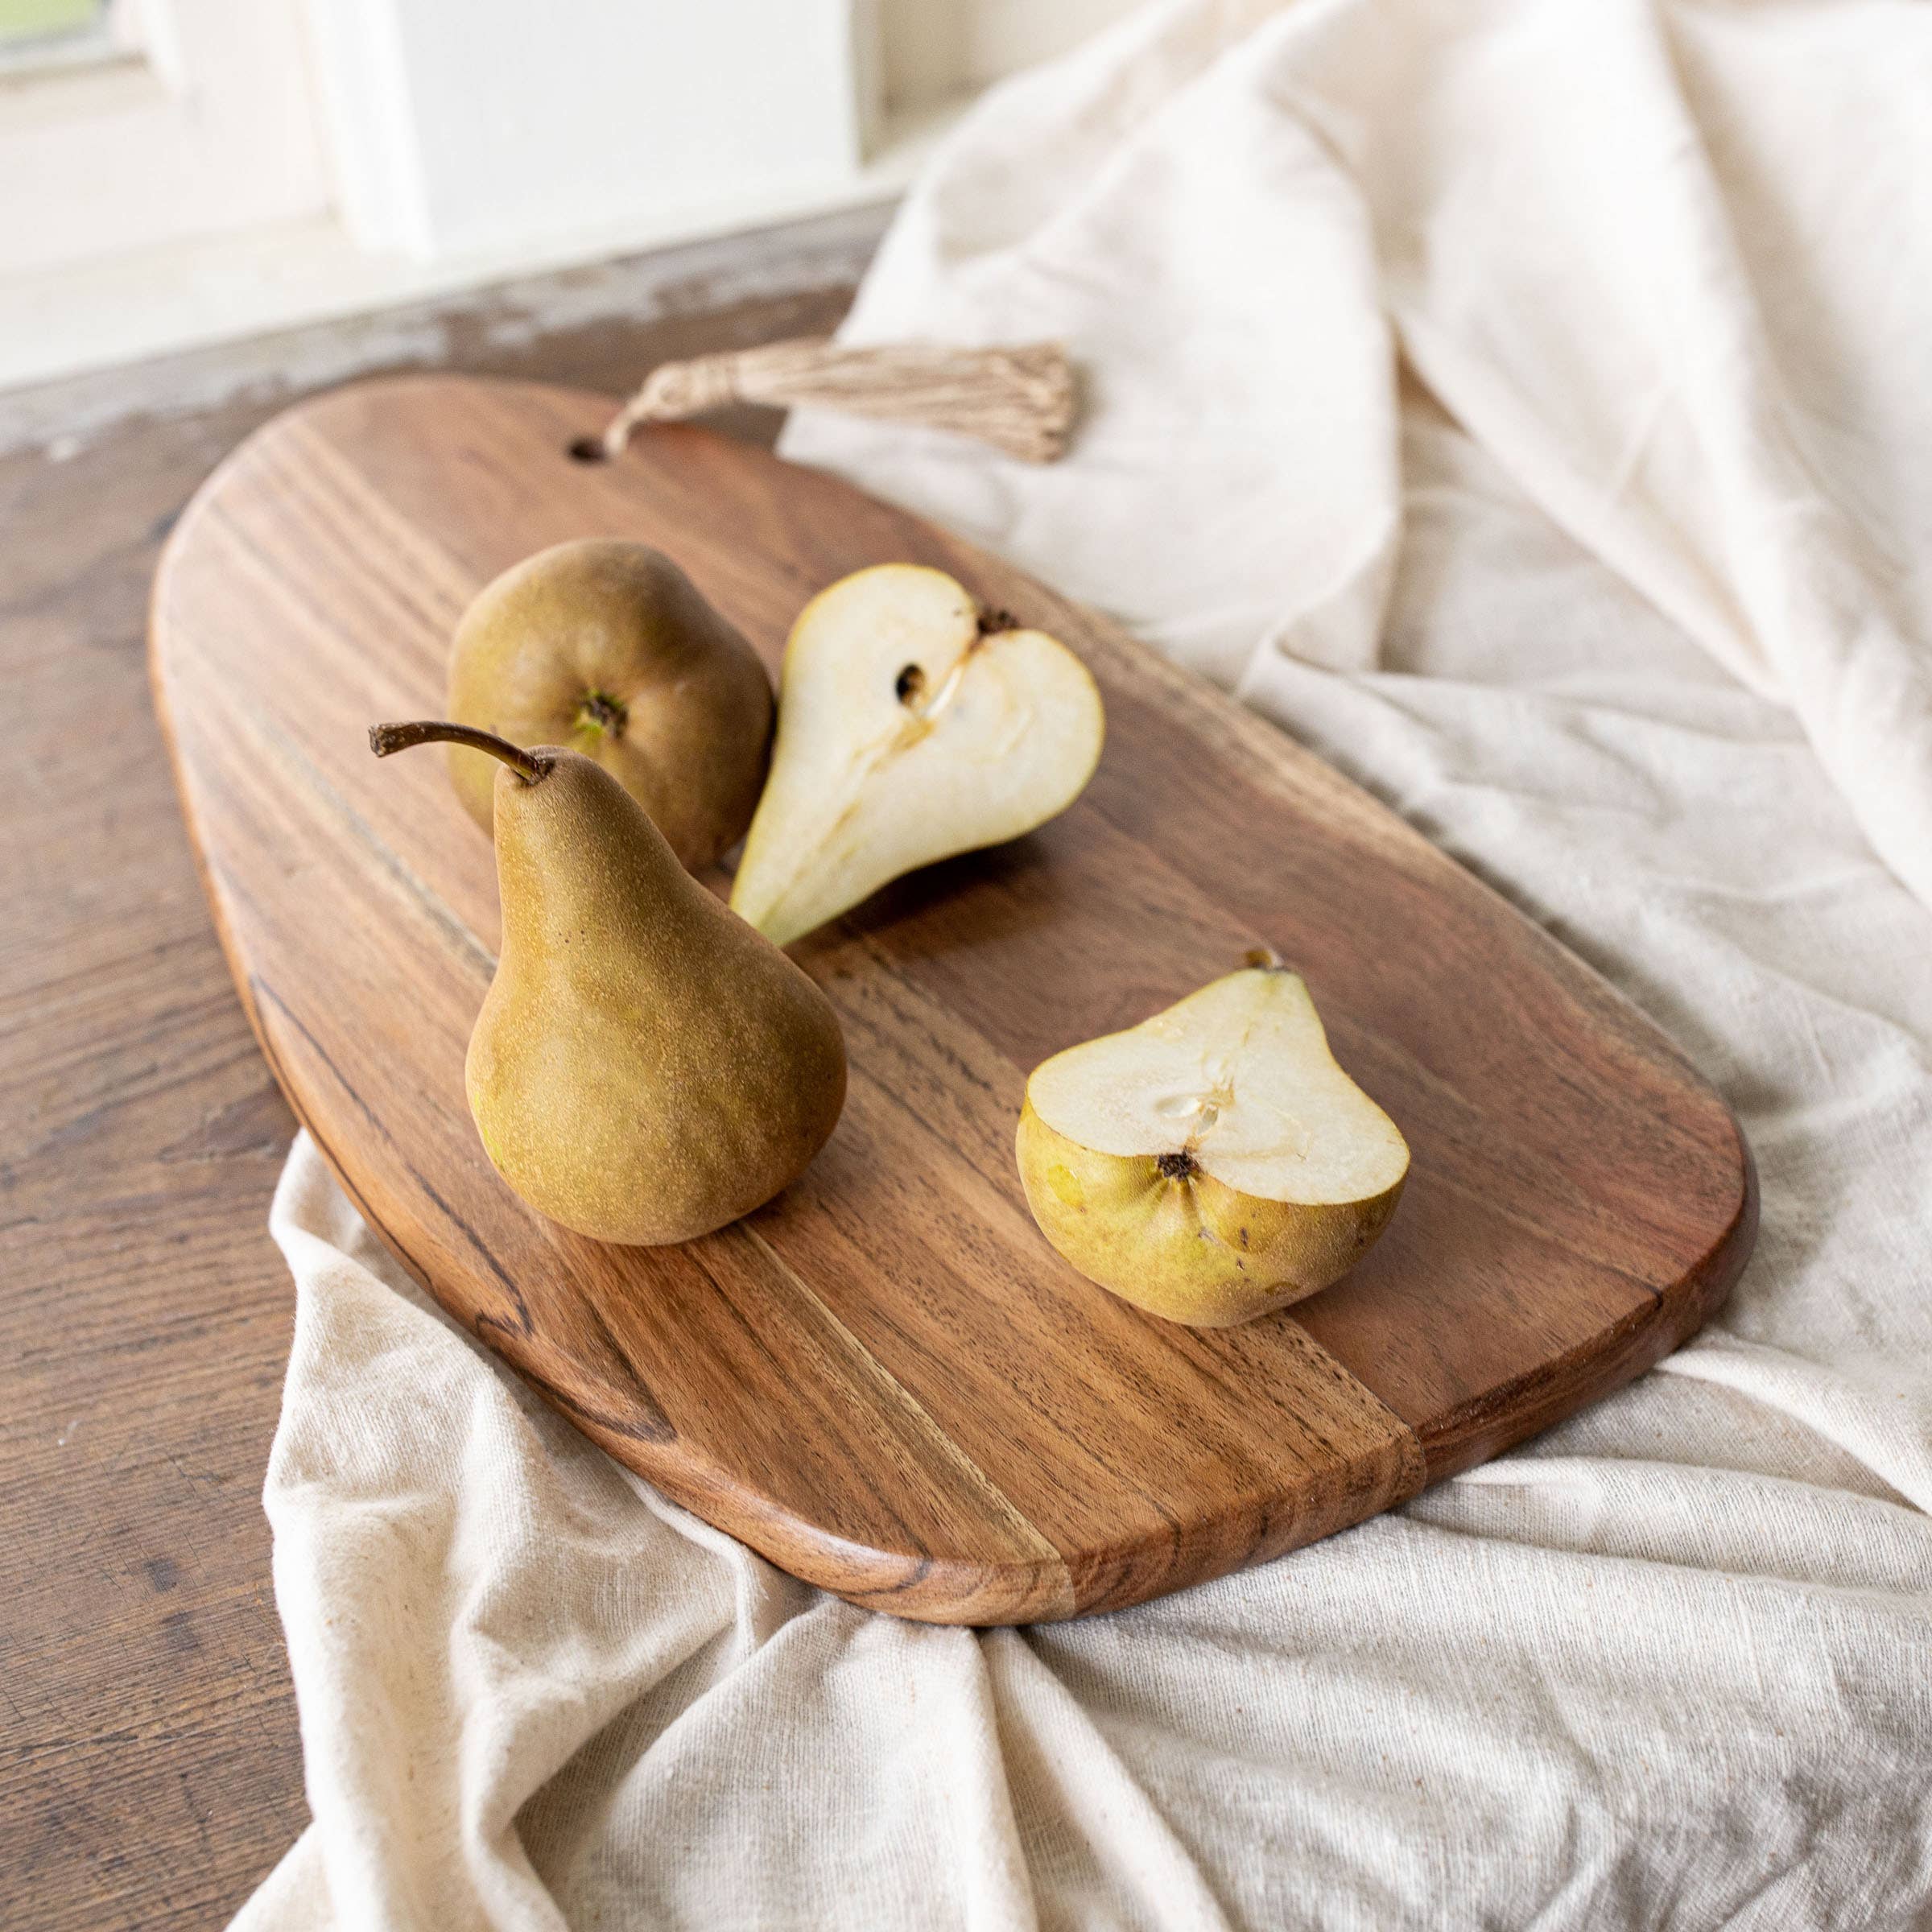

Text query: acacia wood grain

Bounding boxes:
[150,373,1757,1624]
[0,242,872,1930]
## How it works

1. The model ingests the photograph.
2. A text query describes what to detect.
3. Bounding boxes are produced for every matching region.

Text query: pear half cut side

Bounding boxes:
[729,564,1104,947]
[1016,966,1409,1327]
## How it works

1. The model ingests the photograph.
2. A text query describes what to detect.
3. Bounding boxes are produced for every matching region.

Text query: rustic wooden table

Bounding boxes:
[0,206,881,1930]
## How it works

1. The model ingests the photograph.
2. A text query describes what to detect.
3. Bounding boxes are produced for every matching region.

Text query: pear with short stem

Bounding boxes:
[444,539,773,873]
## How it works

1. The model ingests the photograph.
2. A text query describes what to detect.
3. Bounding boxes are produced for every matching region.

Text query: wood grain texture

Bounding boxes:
[149,373,1757,1624]
[0,228,873,1931]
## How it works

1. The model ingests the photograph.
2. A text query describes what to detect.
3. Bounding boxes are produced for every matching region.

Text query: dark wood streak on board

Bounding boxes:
[148,373,1757,1624]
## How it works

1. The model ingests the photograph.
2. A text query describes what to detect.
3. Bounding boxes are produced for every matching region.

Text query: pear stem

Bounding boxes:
[368,720,547,784]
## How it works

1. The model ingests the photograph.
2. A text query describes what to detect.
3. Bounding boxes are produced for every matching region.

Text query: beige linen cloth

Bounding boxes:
[233,2,1932,1926]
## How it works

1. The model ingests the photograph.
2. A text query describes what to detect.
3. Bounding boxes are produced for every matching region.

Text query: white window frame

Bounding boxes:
[0,0,1144,398]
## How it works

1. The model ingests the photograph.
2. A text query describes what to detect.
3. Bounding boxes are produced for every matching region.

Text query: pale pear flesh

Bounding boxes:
[1017,967,1408,1327]
[464,745,847,1245]
[729,564,1104,947]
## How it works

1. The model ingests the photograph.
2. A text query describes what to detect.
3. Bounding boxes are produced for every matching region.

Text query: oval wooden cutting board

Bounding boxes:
[151,374,1756,1624]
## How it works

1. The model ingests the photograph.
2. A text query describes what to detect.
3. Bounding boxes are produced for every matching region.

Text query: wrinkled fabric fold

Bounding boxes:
[235,2,1932,1926]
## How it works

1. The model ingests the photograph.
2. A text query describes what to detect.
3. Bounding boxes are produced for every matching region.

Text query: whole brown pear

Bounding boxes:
[446,539,773,872]
[371,720,847,1245]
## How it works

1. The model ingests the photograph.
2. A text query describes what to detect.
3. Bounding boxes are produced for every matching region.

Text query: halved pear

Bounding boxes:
[1017,965,1409,1327]
[729,564,1104,946]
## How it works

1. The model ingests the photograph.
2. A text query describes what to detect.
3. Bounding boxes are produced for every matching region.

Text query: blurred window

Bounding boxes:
[0,0,137,76]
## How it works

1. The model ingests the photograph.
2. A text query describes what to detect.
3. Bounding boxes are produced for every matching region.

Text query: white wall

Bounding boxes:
[0,0,1144,391]
[881,0,1143,111]
[303,0,1148,262]
[305,0,872,260]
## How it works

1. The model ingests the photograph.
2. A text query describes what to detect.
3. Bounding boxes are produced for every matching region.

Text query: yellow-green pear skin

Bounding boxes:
[467,745,847,1245]
[447,539,773,872]
[1016,1103,1402,1327]
[1014,968,1409,1327]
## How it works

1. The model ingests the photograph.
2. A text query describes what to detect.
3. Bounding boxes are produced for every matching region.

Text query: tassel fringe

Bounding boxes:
[592,337,1076,464]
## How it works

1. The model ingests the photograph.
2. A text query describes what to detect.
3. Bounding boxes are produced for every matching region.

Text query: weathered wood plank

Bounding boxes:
[0,225,873,1930]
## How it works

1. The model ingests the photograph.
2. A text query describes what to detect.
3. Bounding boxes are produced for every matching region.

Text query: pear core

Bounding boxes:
[1017,967,1409,1327]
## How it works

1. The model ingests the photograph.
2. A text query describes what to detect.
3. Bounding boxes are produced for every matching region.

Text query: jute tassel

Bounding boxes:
[586,336,1076,464]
